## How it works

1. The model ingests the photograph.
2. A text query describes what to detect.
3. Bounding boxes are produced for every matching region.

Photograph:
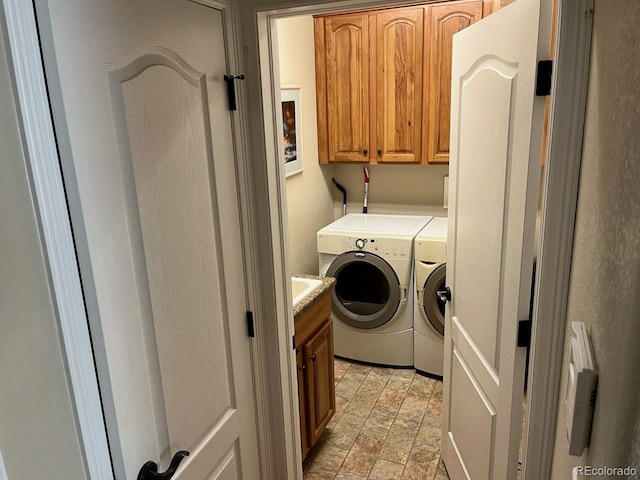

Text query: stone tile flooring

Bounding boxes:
[303,358,449,480]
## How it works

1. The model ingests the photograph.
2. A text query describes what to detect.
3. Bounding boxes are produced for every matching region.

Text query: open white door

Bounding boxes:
[442,0,546,478]
[37,1,260,479]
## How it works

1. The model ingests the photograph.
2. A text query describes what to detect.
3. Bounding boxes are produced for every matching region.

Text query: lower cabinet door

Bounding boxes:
[297,350,309,458]
[304,320,335,445]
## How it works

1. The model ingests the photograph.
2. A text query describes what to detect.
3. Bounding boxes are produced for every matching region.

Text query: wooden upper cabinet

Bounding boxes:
[374,8,424,163]
[315,1,484,165]
[425,1,482,164]
[315,8,424,164]
[316,14,369,164]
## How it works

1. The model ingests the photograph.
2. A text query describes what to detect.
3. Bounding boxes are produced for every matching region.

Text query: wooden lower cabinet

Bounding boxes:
[295,290,335,459]
[305,320,335,445]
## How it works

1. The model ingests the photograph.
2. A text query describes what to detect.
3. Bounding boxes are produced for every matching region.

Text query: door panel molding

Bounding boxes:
[451,317,499,401]
[107,47,205,86]
[449,347,495,478]
[106,51,217,460]
[118,58,237,453]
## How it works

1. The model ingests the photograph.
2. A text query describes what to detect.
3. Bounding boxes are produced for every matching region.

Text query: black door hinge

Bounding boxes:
[224,74,245,111]
[292,334,296,350]
[535,60,553,96]
[517,319,532,348]
[246,311,255,338]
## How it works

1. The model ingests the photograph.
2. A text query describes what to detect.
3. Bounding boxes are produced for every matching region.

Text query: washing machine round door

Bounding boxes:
[422,263,446,337]
[326,251,401,329]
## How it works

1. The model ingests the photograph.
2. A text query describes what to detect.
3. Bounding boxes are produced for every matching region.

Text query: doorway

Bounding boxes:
[255,2,589,478]
[273,1,544,474]
[274,11,454,477]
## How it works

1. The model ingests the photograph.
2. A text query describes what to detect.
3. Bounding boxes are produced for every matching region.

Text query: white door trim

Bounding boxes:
[0,1,113,478]
[523,0,594,478]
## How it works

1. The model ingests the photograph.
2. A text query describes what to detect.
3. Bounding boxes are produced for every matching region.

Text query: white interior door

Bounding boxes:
[442,0,546,478]
[37,1,259,478]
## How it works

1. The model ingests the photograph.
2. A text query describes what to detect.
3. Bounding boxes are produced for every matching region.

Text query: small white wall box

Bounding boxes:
[443,176,449,209]
[565,321,597,456]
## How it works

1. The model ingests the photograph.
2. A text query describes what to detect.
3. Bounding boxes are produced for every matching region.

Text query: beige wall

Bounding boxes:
[278,15,449,275]
[550,1,640,477]
[331,164,448,218]
[0,25,87,480]
[278,16,335,275]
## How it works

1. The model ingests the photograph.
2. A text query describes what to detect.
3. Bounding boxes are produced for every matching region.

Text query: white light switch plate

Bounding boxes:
[565,321,597,456]
[0,447,8,480]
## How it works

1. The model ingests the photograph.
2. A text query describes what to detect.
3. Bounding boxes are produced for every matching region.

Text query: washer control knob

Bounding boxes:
[355,238,366,250]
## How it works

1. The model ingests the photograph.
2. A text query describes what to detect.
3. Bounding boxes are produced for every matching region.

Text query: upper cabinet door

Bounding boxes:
[316,14,370,163]
[426,1,482,164]
[373,8,424,163]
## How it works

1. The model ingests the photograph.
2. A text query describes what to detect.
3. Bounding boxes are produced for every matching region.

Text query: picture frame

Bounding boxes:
[281,87,303,177]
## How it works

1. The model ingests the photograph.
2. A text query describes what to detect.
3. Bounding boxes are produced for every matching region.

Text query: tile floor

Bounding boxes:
[302,358,449,480]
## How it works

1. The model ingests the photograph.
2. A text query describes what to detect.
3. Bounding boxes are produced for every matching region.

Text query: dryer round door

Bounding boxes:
[326,251,401,329]
[422,263,446,336]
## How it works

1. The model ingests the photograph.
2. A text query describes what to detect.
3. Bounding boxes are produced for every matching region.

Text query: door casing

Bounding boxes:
[1,0,594,479]
[244,0,594,479]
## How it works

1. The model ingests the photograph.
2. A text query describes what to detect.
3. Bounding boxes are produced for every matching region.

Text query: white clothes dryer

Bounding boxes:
[318,214,432,366]
[414,217,448,377]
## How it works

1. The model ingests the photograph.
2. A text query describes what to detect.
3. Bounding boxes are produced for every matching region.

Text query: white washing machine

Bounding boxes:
[414,217,448,377]
[317,214,432,367]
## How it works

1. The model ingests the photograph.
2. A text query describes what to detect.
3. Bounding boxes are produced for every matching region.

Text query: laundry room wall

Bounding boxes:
[0,27,86,480]
[331,164,449,218]
[278,13,452,276]
[550,1,640,477]
[277,15,334,275]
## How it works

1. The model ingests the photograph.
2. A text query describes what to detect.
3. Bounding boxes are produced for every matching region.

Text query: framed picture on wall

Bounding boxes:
[281,87,303,177]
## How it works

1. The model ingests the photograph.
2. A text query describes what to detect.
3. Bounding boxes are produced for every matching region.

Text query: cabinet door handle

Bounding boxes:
[298,364,306,371]
[311,354,317,362]
[363,149,368,155]
[377,149,382,156]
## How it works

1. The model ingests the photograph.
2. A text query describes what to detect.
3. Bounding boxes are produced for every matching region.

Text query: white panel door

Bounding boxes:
[38,1,259,479]
[442,0,545,478]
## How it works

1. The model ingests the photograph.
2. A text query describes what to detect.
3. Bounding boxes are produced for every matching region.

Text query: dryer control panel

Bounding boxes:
[347,236,409,258]
[317,231,414,258]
